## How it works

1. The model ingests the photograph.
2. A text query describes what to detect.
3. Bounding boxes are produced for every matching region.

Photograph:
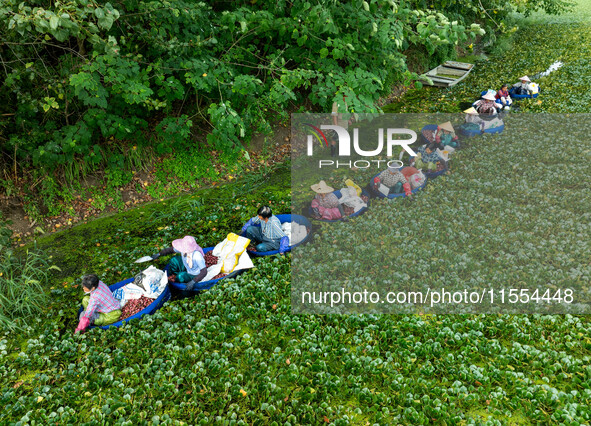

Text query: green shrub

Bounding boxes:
[1,0,489,177]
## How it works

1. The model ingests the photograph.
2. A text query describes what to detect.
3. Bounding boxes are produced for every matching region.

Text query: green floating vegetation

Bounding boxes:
[384,7,591,114]
[2,3,591,424]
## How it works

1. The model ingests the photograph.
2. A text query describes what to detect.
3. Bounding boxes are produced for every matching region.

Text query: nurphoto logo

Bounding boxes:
[305,124,418,169]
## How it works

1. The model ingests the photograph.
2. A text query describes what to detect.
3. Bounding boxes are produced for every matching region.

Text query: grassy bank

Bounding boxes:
[25,163,291,284]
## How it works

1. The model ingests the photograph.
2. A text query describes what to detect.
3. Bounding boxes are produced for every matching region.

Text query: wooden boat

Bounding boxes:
[422,61,474,87]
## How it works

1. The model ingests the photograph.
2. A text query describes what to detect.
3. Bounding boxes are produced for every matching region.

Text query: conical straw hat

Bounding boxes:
[438,121,455,133]
[311,180,334,194]
[482,92,496,101]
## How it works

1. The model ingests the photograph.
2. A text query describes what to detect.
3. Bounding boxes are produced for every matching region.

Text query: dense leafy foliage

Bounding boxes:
[0,215,11,248]
[0,0,569,178]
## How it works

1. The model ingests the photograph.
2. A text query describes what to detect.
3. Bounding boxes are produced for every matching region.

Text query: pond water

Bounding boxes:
[534,60,564,78]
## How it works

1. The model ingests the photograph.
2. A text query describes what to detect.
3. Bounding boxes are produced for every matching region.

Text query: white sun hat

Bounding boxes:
[482,92,496,101]
[519,75,531,82]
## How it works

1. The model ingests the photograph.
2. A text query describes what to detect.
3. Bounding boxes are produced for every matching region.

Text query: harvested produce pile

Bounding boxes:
[120,296,155,320]
[201,252,226,279]
[344,202,368,216]
[204,253,219,267]
[343,206,356,216]
[422,128,436,143]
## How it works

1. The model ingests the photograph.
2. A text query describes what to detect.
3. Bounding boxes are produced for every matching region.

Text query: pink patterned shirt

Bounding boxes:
[83,281,120,320]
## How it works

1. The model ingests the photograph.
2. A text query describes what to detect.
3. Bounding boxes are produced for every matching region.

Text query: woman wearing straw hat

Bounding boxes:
[512,76,531,95]
[459,107,485,134]
[434,121,459,149]
[151,236,207,290]
[310,181,344,220]
[376,165,410,196]
[473,91,501,115]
